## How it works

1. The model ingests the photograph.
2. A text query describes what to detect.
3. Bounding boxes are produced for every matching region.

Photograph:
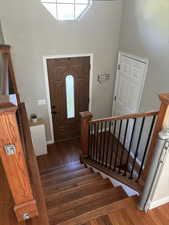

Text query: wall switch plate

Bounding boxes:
[4,144,16,155]
[38,99,46,106]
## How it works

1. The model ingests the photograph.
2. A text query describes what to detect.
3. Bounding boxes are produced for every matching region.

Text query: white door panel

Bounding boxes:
[113,53,148,116]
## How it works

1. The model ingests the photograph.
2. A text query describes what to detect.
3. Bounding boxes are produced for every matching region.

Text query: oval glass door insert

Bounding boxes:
[65,75,75,119]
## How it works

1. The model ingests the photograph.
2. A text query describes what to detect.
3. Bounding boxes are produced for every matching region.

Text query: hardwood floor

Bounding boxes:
[83,201,169,225]
[37,139,80,171]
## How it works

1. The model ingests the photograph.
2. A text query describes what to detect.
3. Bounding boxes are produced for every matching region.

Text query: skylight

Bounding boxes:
[41,0,92,21]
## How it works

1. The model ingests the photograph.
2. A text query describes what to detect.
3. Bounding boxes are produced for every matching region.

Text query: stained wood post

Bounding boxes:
[0,103,38,222]
[80,111,93,162]
[143,93,169,178]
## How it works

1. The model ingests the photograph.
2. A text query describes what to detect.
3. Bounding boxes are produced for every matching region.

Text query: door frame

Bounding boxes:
[43,53,93,144]
[112,51,149,115]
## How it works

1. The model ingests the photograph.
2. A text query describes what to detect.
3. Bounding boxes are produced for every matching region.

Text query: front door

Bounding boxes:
[47,56,90,142]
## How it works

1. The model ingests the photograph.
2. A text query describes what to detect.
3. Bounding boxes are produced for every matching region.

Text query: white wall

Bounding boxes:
[119,0,169,113]
[0,21,5,94]
[0,0,123,141]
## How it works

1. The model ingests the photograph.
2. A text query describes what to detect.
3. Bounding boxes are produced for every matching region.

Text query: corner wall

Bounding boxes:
[119,0,169,112]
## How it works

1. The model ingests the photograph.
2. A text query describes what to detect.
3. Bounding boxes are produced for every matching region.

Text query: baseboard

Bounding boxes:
[149,196,169,209]
[47,140,54,145]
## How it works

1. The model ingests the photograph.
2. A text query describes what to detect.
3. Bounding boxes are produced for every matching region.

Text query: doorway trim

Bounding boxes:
[43,53,93,144]
[112,51,149,115]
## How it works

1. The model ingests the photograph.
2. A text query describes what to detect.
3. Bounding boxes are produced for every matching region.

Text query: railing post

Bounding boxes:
[0,103,38,222]
[80,111,93,162]
[143,93,169,178]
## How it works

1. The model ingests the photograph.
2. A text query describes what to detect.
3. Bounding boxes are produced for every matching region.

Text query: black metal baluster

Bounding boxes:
[101,121,107,166]
[105,121,112,168]
[109,120,116,169]
[129,117,145,179]
[90,123,95,160]
[113,120,122,171]
[92,123,97,161]
[123,118,137,176]
[95,122,100,162]
[88,123,92,158]
[98,122,103,164]
[118,119,129,173]
[136,115,156,181]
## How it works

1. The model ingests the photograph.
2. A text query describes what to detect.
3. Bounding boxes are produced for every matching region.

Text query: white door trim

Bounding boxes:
[43,53,94,144]
[112,51,149,115]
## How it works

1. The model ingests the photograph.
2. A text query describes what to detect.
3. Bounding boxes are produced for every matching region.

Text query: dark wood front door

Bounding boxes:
[47,57,90,142]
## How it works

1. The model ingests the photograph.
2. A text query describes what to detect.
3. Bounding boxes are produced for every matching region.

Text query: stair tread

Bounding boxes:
[41,163,85,179]
[40,160,81,175]
[57,196,138,225]
[46,178,113,207]
[42,168,93,186]
[49,186,127,225]
[43,173,102,194]
[46,179,112,202]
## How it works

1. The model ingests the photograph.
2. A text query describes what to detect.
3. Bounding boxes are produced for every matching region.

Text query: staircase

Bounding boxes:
[40,161,136,225]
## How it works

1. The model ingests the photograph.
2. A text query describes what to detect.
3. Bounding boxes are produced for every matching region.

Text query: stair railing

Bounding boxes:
[0,102,38,222]
[80,93,169,191]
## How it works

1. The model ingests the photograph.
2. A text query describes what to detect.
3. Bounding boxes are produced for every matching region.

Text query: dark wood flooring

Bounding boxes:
[37,139,81,172]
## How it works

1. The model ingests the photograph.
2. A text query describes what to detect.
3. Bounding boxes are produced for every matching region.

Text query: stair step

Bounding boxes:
[42,168,92,187]
[46,179,113,207]
[41,162,85,179]
[58,196,138,225]
[40,160,81,175]
[43,173,102,195]
[49,186,127,225]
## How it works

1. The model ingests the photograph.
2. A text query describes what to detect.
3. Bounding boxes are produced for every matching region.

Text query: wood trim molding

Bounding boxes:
[80,111,93,160]
[0,103,38,222]
[0,44,10,53]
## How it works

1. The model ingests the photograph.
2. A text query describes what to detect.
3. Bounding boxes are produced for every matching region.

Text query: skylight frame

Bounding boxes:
[41,0,92,21]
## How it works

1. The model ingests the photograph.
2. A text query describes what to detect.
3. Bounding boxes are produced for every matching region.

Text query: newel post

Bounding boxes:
[79,111,93,162]
[0,103,38,222]
[143,93,169,178]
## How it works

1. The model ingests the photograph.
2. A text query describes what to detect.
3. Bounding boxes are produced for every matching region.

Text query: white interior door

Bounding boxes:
[113,52,148,116]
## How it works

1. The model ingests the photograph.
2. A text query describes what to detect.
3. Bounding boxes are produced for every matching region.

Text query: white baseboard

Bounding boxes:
[47,140,54,145]
[149,196,169,209]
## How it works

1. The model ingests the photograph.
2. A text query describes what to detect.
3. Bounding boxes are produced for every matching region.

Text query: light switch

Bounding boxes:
[38,99,46,106]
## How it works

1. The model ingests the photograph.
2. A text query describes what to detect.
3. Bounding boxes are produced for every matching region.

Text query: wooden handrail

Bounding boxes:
[0,44,20,104]
[0,102,38,222]
[17,102,50,225]
[143,93,169,178]
[90,111,159,124]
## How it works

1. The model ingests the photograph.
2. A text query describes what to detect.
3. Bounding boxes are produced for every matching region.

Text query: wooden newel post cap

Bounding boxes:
[79,111,93,120]
[159,93,169,105]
